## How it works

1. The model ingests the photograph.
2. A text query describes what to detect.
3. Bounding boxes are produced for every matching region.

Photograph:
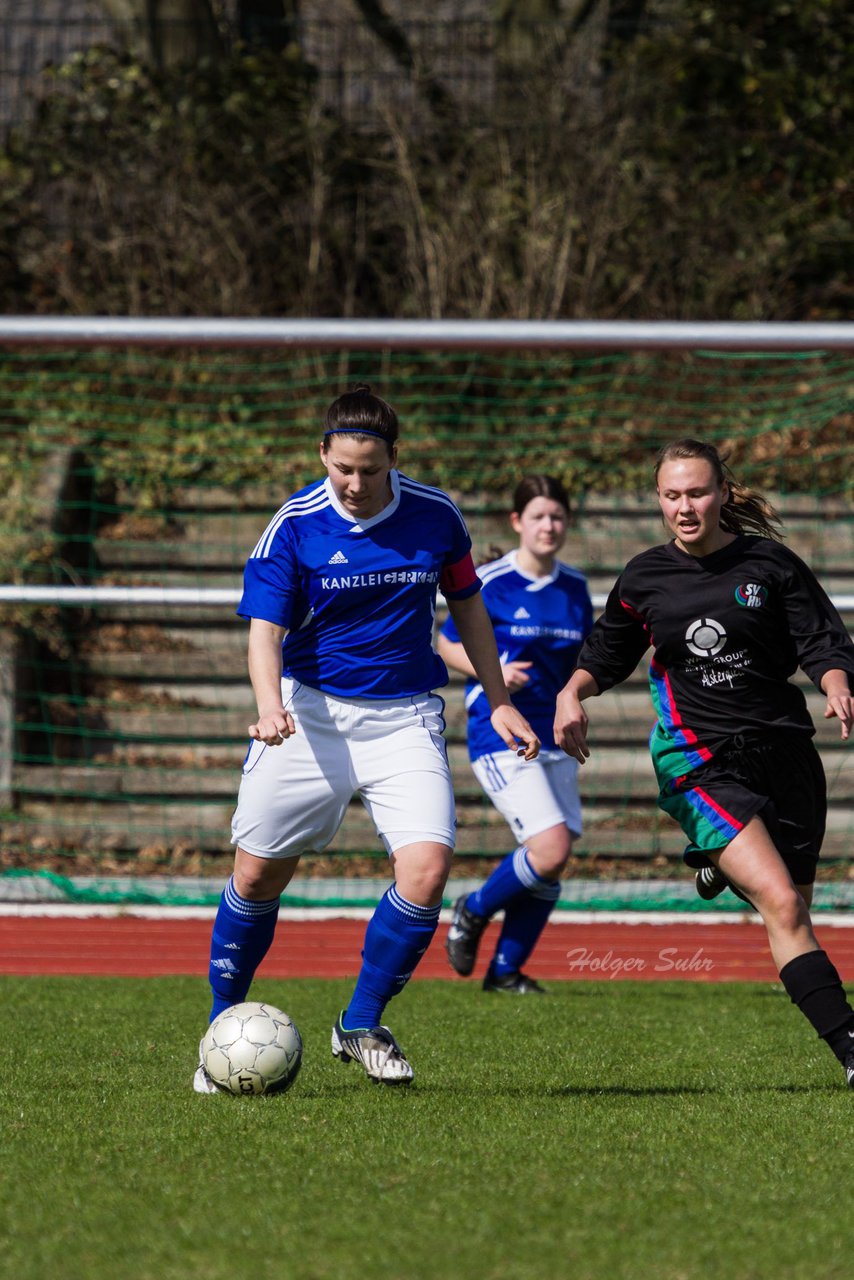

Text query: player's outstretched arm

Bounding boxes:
[554,669,600,762]
[247,617,296,745]
[446,592,540,760]
[821,668,854,742]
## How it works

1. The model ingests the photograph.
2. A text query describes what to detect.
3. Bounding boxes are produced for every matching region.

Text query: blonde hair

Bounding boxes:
[655,438,783,541]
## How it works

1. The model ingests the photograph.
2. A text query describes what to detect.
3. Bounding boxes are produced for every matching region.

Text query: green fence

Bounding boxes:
[1,343,853,893]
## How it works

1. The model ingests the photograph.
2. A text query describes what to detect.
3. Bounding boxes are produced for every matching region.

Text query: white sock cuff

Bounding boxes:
[224,876,281,919]
[387,885,441,921]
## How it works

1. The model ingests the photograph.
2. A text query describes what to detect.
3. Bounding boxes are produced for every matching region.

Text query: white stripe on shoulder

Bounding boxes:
[251,486,329,559]
[397,475,469,531]
[478,555,516,584]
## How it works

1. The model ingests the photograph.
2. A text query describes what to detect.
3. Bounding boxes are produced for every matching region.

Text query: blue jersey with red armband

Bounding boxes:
[441,550,593,759]
[238,469,479,699]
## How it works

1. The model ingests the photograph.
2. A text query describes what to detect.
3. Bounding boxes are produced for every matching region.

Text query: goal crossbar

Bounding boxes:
[1,316,854,351]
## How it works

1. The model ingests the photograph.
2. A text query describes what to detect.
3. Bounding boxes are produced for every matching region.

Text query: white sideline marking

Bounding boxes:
[1,903,853,927]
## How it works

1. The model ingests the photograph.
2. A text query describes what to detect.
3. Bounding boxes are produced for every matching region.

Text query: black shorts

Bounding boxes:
[660,733,827,886]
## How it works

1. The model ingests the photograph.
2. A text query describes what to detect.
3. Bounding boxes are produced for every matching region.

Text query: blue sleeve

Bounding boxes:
[237,523,300,628]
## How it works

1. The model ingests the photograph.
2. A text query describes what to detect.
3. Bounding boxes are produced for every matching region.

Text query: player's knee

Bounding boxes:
[406,865,450,905]
[233,850,296,900]
[392,843,452,906]
[526,828,573,879]
[757,881,811,933]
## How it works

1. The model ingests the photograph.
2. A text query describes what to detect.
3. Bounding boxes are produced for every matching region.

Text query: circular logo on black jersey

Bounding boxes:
[734,582,767,609]
[685,617,727,657]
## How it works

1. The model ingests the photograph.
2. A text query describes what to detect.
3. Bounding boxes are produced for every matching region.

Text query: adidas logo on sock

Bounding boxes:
[514,607,531,619]
[211,958,238,974]
[328,549,349,564]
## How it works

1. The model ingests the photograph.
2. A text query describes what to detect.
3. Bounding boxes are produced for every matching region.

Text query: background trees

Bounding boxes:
[1,0,850,319]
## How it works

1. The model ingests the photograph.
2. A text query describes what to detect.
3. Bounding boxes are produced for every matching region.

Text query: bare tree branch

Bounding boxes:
[350,0,458,125]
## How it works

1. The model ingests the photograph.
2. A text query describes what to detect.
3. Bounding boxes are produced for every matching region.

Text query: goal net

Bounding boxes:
[1,324,853,910]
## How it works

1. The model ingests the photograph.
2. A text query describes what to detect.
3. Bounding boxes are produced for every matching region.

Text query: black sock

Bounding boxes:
[779,949,854,1064]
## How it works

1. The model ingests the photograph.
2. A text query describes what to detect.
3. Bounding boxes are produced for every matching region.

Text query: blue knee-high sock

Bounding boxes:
[491,877,560,975]
[343,886,440,1030]
[475,847,560,975]
[468,845,533,918]
[208,876,281,1022]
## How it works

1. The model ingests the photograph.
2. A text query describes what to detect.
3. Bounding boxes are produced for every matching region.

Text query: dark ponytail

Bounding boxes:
[322,384,399,456]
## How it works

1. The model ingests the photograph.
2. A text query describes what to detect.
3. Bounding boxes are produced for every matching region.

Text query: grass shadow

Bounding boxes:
[548,1082,840,1098]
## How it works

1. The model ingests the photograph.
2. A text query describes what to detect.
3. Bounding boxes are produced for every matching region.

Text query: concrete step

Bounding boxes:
[23,683,853,754]
[5,798,853,860]
[11,750,660,803]
[82,494,854,599]
[0,800,701,858]
[14,748,854,807]
[14,483,854,868]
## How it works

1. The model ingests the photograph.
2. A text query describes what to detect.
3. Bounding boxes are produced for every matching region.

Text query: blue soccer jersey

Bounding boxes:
[441,550,593,759]
[238,469,480,699]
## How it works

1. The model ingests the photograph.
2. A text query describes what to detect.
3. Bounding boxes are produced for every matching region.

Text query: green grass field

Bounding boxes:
[4,976,852,1280]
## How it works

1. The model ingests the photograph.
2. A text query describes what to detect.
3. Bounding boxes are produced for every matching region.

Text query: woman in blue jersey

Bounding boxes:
[194,385,539,1091]
[555,438,854,1088]
[437,475,593,993]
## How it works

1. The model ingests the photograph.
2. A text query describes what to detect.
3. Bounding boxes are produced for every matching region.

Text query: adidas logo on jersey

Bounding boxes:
[328,550,349,564]
[514,607,531,619]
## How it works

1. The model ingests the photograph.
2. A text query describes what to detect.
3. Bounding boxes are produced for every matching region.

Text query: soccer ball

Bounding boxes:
[201,1002,303,1096]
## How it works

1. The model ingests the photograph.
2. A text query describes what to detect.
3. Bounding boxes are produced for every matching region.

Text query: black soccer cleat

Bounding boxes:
[482,968,548,995]
[445,894,488,976]
[331,1012,414,1085]
[696,865,729,901]
[844,1044,854,1090]
[695,865,755,908]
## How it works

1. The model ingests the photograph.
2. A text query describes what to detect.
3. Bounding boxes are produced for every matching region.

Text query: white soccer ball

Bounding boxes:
[201,1001,303,1096]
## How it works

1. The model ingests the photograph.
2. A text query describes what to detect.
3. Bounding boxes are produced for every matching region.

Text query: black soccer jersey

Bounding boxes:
[577,535,854,780]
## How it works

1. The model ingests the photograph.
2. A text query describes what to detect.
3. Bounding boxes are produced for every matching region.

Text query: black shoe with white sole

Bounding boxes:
[445,894,488,976]
[696,865,729,901]
[695,865,755,908]
[482,968,547,995]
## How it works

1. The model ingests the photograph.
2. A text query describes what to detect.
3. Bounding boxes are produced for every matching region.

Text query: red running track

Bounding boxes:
[2,915,854,982]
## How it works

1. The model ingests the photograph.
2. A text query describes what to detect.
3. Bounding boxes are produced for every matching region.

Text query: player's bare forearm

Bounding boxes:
[437,633,532,690]
[435,633,478,678]
[554,668,599,762]
[446,593,513,710]
[247,617,295,744]
[447,594,540,758]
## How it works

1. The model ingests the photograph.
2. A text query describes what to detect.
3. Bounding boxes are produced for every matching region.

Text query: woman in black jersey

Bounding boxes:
[554,438,854,1088]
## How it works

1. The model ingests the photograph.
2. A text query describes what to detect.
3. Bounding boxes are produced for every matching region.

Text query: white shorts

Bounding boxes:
[471,748,582,844]
[231,678,455,859]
